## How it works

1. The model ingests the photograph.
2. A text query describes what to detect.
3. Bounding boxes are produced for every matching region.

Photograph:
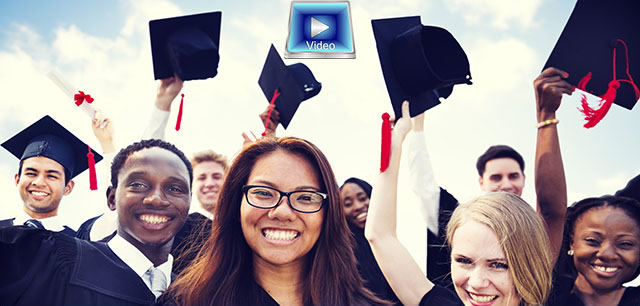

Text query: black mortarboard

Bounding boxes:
[372,16,472,119]
[544,0,640,111]
[258,44,322,129]
[149,11,222,81]
[615,174,640,202]
[1,115,103,181]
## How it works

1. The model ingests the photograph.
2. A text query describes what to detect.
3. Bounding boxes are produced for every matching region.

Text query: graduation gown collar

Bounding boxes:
[69,239,156,305]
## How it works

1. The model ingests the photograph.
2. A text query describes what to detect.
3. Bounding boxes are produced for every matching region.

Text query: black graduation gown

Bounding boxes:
[170,212,212,275]
[0,217,77,237]
[75,214,102,240]
[419,285,463,306]
[156,279,279,306]
[426,187,458,289]
[349,223,400,304]
[0,226,156,306]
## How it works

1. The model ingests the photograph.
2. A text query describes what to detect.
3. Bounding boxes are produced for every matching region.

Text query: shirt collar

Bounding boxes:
[107,234,173,285]
[14,211,66,231]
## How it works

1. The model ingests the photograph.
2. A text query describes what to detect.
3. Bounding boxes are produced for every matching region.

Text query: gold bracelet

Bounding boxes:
[536,119,559,129]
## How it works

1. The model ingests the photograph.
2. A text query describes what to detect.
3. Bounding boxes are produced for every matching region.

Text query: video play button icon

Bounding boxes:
[310,17,330,38]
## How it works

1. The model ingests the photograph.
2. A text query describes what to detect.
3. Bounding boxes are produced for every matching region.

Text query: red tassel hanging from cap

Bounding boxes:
[262,89,281,137]
[576,39,639,128]
[380,113,391,172]
[87,145,97,190]
[581,80,619,128]
[576,72,591,91]
[175,93,184,131]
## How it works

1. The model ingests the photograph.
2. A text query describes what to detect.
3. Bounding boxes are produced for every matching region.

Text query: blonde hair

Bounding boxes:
[190,150,228,173]
[446,192,553,306]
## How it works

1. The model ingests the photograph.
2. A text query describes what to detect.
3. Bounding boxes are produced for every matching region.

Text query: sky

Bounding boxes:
[1,0,639,274]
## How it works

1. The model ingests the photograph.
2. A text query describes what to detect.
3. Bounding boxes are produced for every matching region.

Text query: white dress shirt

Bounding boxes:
[406,130,441,235]
[143,108,170,140]
[12,211,68,231]
[107,234,173,293]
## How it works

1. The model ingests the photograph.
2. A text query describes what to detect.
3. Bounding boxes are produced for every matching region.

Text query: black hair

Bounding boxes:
[110,139,193,188]
[561,195,640,280]
[476,145,525,176]
[340,177,372,198]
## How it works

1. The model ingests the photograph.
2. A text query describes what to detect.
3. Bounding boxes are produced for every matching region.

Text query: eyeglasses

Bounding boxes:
[242,185,326,213]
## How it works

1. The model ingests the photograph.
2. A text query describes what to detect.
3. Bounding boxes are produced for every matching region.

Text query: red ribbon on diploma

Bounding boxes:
[74,91,94,106]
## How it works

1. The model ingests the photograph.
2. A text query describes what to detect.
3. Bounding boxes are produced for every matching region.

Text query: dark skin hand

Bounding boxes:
[533,67,571,262]
[534,67,574,121]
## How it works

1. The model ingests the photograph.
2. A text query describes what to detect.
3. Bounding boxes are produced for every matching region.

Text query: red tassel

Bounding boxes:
[175,93,184,131]
[87,145,97,190]
[380,113,391,172]
[262,89,281,137]
[579,81,620,128]
[576,72,591,91]
[576,39,639,128]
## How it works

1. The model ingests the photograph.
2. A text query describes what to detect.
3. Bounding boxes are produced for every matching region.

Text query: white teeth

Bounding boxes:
[31,191,48,196]
[356,212,367,220]
[594,265,619,273]
[469,292,497,303]
[263,229,299,241]
[139,215,169,224]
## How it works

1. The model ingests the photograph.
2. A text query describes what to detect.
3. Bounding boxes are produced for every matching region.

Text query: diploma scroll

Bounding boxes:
[46,70,107,128]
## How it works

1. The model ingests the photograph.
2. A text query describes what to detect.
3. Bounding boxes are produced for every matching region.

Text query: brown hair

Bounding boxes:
[165,137,386,305]
[190,149,228,173]
[446,192,553,306]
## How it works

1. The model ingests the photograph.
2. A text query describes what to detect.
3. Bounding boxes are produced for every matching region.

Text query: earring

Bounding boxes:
[567,249,574,256]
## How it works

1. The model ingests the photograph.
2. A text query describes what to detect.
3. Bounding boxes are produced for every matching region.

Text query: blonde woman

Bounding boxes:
[365,101,553,306]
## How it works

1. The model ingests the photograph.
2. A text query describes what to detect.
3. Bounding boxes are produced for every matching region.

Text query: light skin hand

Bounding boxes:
[91,108,115,154]
[389,101,412,147]
[411,112,425,132]
[155,74,184,111]
[366,100,433,306]
[241,131,259,147]
[259,103,280,138]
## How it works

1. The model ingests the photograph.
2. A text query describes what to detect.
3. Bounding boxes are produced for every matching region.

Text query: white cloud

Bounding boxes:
[445,0,543,30]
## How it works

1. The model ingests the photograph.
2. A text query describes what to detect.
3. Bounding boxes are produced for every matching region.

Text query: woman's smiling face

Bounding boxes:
[451,220,520,306]
[240,150,325,267]
[571,206,640,292]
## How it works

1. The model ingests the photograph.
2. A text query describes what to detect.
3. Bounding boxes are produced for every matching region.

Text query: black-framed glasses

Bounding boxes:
[242,185,326,213]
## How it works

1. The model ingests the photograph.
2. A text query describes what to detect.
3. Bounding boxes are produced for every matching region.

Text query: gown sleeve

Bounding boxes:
[0,226,76,305]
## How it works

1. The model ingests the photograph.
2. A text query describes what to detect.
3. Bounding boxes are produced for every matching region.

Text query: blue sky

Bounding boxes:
[1,0,639,272]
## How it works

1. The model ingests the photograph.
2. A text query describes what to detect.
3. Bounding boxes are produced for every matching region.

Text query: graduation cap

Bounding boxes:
[372,16,472,119]
[544,0,640,128]
[1,115,103,189]
[149,11,222,81]
[615,174,640,202]
[258,44,322,130]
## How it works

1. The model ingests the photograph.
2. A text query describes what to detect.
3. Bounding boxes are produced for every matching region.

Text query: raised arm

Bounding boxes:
[242,103,280,147]
[407,112,441,235]
[143,75,183,139]
[533,67,571,262]
[91,108,115,154]
[365,101,433,306]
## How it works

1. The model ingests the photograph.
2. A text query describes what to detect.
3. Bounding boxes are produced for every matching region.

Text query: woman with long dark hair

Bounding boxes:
[160,136,387,306]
